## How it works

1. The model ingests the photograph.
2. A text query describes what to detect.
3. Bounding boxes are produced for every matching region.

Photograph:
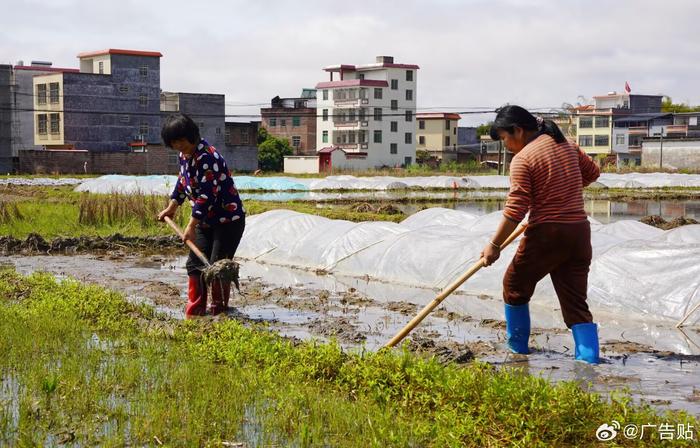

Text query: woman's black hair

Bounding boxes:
[489,105,566,144]
[161,113,201,148]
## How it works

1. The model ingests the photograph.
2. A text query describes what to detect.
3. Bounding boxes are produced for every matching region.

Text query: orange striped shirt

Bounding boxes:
[503,135,600,224]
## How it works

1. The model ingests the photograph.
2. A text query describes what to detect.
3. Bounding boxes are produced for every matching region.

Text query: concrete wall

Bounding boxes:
[18,145,179,174]
[284,155,319,174]
[217,146,258,172]
[62,53,161,151]
[642,139,700,170]
[0,65,11,172]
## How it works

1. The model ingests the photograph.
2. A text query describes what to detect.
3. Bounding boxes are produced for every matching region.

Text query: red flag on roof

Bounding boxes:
[624,81,631,93]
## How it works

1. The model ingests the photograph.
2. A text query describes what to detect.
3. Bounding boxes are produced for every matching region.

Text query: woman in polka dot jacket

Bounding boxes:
[158,114,245,318]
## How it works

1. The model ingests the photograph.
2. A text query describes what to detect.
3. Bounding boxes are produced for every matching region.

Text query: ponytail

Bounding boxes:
[490,105,566,144]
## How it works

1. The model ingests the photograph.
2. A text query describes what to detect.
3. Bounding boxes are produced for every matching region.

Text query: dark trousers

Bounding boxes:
[503,221,593,328]
[186,215,246,276]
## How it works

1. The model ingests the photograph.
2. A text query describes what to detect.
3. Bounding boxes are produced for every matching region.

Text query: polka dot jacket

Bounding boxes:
[170,139,245,226]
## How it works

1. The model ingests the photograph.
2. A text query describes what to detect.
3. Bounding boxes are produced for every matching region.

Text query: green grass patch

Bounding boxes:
[0,269,697,446]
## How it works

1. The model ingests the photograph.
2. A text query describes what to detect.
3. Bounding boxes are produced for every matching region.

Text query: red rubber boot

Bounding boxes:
[185,275,207,318]
[209,279,227,316]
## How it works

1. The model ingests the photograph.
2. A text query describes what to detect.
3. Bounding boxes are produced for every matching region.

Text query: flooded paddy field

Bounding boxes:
[8,252,700,416]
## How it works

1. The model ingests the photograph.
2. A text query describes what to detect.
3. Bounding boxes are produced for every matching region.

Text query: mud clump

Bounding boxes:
[349,202,403,215]
[406,336,475,364]
[202,259,240,289]
[640,215,698,230]
[309,318,366,343]
[0,233,181,255]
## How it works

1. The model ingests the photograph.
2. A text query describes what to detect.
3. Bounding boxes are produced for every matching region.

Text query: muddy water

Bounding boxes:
[8,253,700,415]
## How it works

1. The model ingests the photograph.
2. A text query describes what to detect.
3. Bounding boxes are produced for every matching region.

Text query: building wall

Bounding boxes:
[18,145,179,174]
[0,65,12,171]
[457,127,477,145]
[58,53,161,151]
[284,156,319,174]
[316,65,417,169]
[33,73,65,146]
[261,106,316,155]
[416,118,458,159]
[576,114,612,155]
[641,139,700,170]
[217,146,258,172]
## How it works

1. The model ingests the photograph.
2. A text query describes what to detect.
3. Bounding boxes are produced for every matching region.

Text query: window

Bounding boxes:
[280,119,286,127]
[690,117,698,126]
[405,89,413,101]
[199,122,205,130]
[242,129,249,144]
[49,83,59,104]
[404,156,412,166]
[391,79,398,90]
[419,120,425,130]
[445,136,451,146]
[595,116,609,128]
[216,127,221,135]
[390,121,398,132]
[391,100,398,110]
[616,134,625,145]
[139,94,147,107]
[445,120,451,130]
[140,123,149,135]
[37,114,47,134]
[323,90,328,100]
[292,116,300,127]
[322,130,328,143]
[120,115,130,123]
[98,61,104,74]
[119,85,129,93]
[579,117,593,128]
[405,110,413,122]
[140,66,148,78]
[578,135,593,146]
[373,130,382,143]
[359,74,365,80]
[36,84,47,105]
[269,117,277,126]
[322,109,328,121]
[390,143,397,154]
[406,70,413,81]
[418,136,425,145]
[374,88,383,99]
[49,113,60,134]
[595,135,609,147]
[359,108,367,121]
[225,127,231,144]
[374,107,382,121]
[292,136,301,147]
[405,132,412,144]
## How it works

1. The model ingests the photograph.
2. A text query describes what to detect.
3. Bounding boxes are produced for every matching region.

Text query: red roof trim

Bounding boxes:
[128,142,147,147]
[416,113,461,120]
[77,49,163,58]
[315,79,388,89]
[14,66,79,73]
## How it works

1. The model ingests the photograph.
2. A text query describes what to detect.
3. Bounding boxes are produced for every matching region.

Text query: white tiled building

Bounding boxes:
[315,56,418,170]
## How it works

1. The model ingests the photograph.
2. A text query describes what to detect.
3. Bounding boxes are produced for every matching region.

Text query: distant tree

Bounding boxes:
[416,149,431,164]
[258,135,293,171]
[476,122,493,137]
[661,97,700,113]
[257,127,269,144]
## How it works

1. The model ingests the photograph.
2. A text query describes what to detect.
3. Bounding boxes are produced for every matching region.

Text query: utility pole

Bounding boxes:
[497,140,503,175]
[659,131,664,170]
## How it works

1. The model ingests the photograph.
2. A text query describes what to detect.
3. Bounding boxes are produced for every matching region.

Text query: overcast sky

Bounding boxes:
[2,0,699,125]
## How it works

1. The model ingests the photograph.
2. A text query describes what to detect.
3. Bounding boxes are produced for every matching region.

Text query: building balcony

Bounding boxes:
[628,126,649,135]
[333,98,370,107]
[665,124,688,135]
[332,119,369,128]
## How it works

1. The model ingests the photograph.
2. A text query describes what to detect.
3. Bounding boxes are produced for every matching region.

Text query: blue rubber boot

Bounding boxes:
[504,303,530,354]
[571,322,600,364]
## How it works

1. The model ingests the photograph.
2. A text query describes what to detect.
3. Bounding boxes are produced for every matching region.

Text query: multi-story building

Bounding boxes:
[416,113,460,162]
[576,92,663,164]
[315,56,418,170]
[260,90,316,155]
[223,121,259,172]
[0,65,11,171]
[672,112,700,138]
[161,91,225,150]
[32,49,163,151]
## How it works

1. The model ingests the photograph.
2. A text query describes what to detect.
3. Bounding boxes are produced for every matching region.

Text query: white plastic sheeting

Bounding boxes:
[236,209,700,324]
[1,177,84,186]
[74,173,700,193]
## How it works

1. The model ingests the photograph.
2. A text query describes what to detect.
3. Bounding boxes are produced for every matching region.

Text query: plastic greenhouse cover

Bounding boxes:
[74,173,700,194]
[235,209,700,324]
[1,177,84,186]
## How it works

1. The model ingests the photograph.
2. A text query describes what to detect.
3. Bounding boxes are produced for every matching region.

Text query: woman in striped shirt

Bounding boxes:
[482,105,601,363]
